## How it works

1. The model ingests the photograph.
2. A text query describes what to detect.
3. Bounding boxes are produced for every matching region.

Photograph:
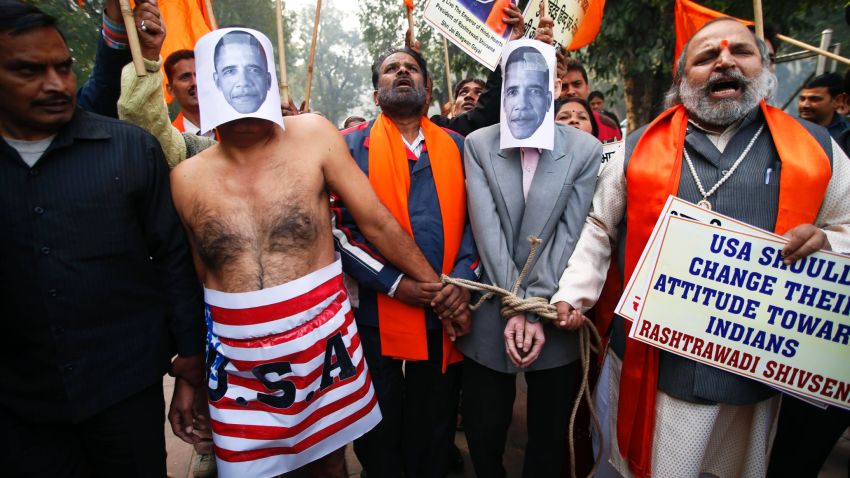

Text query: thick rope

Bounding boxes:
[441,236,604,478]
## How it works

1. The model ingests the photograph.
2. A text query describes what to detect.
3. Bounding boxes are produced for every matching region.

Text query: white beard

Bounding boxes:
[679,68,775,127]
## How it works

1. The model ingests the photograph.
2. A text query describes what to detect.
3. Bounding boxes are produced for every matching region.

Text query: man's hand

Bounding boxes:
[782,224,831,264]
[504,314,527,367]
[432,283,470,320]
[442,307,471,341]
[394,276,442,307]
[518,320,546,367]
[135,0,165,61]
[170,354,205,387]
[553,301,584,330]
[504,2,526,41]
[281,96,302,117]
[168,377,203,445]
[533,2,555,45]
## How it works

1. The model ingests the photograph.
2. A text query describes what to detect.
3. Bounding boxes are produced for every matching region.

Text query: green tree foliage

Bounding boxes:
[33,0,105,85]
[358,0,490,111]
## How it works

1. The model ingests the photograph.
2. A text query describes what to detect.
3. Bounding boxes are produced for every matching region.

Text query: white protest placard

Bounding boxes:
[424,0,513,71]
[629,215,850,410]
[615,196,782,322]
[521,0,587,50]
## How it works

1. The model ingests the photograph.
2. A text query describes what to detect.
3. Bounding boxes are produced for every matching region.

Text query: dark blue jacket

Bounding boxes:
[333,119,480,330]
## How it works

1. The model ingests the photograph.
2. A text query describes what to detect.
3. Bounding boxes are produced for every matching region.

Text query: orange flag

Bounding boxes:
[403,0,413,9]
[568,0,605,50]
[674,0,752,61]
[159,0,215,102]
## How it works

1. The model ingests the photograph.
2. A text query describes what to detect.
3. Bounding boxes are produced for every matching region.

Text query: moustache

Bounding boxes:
[31,93,72,107]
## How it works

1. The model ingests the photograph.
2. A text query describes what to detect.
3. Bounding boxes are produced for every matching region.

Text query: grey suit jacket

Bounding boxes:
[456,123,602,373]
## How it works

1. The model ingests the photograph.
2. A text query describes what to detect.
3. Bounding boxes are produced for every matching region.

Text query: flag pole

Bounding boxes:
[406,4,415,44]
[443,36,454,105]
[204,0,218,29]
[777,33,850,67]
[304,0,322,111]
[276,0,290,103]
[752,0,764,40]
[118,0,146,76]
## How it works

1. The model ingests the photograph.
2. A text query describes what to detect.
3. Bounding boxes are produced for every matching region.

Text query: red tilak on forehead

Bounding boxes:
[720,39,729,48]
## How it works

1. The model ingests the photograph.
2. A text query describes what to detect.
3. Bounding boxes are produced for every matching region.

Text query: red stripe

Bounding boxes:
[212,367,374,438]
[209,275,343,326]
[214,392,379,462]
[225,326,363,393]
[218,294,347,350]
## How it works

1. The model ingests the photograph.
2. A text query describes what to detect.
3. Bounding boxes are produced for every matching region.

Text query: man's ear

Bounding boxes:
[373,90,379,107]
[214,72,221,91]
[166,82,174,96]
[266,72,272,91]
[553,78,562,101]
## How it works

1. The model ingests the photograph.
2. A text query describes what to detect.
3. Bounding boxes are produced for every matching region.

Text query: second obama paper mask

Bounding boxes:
[500,39,556,150]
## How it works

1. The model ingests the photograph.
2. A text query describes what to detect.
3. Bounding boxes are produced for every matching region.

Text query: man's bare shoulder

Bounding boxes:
[283,113,341,142]
[170,145,221,191]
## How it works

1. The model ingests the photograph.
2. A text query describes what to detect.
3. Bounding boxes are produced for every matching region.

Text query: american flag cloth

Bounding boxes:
[203,257,381,477]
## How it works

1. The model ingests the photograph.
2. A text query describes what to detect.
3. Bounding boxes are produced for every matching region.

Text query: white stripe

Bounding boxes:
[332,226,384,272]
[214,403,381,477]
[216,300,353,361]
[213,382,379,452]
[204,256,342,309]
[212,292,341,340]
[209,354,371,429]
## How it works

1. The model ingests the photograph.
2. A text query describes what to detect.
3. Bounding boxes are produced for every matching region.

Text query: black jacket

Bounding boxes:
[0,109,204,422]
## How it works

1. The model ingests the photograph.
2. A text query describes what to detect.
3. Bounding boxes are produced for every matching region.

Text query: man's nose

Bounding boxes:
[42,67,66,93]
[716,48,735,69]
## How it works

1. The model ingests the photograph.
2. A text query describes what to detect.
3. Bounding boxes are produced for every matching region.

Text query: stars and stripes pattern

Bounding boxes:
[203,258,381,477]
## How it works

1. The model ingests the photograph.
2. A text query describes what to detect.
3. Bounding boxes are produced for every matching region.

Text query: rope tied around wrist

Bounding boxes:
[440,236,603,478]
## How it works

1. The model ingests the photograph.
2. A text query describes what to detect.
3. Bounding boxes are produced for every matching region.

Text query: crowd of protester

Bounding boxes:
[2,0,850,477]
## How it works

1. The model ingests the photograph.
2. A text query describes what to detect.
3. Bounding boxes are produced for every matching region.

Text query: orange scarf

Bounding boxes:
[368,114,466,372]
[618,101,831,478]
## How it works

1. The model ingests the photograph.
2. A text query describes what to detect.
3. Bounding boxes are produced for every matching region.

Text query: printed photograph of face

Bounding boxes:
[503,46,553,140]
[213,31,272,114]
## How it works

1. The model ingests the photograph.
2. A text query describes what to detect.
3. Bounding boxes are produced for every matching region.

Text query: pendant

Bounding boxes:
[697,198,712,211]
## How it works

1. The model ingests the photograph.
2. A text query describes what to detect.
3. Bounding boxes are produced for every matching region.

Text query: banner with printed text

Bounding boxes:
[521,0,587,50]
[628,214,850,410]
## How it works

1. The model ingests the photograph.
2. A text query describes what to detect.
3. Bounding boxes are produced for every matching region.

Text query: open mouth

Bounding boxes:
[188,86,197,97]
[708,78,742,98]
[461,100,475,111]
[394,78,413,89]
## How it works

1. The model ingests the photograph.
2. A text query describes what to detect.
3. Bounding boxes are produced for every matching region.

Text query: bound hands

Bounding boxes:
[394,277,472,341]
[504,314,545,367]
[553,301,585,330]
[168,354,208,445]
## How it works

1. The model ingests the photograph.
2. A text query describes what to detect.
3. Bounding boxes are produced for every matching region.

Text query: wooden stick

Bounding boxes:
[118,0,146,76]
[304,0,322,111]
[407,5,415,45]
[752,0,764,40]
[443,36,454,105]
[204,0,218,29]
[275,0,290,103]
[777,33,850,67]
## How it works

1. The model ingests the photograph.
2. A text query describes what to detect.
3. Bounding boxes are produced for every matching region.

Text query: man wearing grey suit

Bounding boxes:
[457,46,602,474]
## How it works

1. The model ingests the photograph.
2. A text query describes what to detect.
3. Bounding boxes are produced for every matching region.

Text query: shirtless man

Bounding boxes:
[170,29,441,478]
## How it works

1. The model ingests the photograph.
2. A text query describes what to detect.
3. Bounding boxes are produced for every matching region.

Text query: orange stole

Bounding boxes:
[367,114,466,372]
[617,101,831,478]
[172,111,186,132]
